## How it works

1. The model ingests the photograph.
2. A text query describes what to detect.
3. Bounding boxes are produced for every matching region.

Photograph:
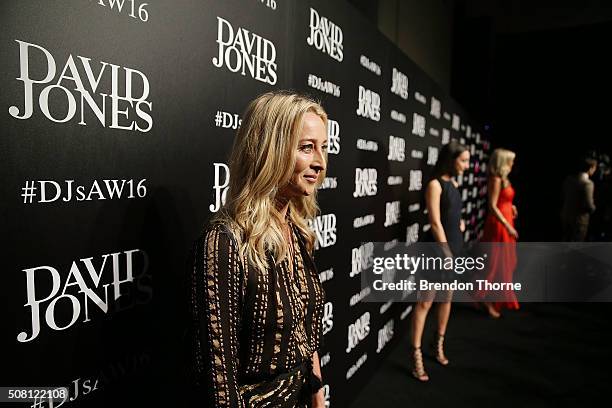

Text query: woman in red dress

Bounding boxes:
[477,148,519,318]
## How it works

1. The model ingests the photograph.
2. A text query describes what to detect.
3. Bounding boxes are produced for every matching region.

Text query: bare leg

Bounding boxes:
[410,298,433,381]
[434,291,453,365]
[436,301,451,336]
[411,300,433,348]
[483,302,501,318]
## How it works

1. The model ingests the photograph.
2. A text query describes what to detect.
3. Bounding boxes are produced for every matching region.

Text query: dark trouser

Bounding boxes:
[562,220,589,242]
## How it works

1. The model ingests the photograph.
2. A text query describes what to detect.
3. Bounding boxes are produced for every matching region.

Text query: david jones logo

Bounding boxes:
[17,249,151,343]
[9,40,152,132]
[310,214,337,249]
[356,86,381,122]
[213,17,277,85]
[307,8,343,62]
[354,168,377,197]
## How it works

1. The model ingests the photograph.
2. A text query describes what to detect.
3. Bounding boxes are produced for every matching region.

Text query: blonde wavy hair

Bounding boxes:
[488,148,516,182]
[213,91,328,272]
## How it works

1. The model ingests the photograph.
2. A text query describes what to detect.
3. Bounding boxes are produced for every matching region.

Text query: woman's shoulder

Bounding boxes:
[203,220,231,235]
[427,177,458,193]
[194,221,246,270]
[197,220,240,249]
[494,175,512,189]
[427,178,443,191]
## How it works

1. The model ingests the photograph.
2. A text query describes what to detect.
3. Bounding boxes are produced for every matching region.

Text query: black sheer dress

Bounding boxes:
[190,222,325,407]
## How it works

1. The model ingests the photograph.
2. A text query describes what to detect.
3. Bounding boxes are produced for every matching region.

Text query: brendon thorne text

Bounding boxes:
[373,279,522,292]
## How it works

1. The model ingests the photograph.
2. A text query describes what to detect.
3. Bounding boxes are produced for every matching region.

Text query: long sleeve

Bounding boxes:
[191,225,245,407]
[297,232,325,354]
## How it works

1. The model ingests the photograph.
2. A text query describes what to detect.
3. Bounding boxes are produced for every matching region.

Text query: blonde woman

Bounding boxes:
[476,148,519,317]
[190,91,328,407]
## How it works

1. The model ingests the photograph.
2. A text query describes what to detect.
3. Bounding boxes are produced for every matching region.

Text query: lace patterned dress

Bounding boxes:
[190,222,325,407]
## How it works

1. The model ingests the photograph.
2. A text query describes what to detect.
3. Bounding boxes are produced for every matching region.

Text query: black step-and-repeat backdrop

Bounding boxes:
[1,1,489,407]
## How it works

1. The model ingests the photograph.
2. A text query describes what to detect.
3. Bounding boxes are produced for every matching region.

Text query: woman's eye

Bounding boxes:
[322,145,329,152]
[300,144,314,152]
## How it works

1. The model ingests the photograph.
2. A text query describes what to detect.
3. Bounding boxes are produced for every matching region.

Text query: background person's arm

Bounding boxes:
[584,180,596,214]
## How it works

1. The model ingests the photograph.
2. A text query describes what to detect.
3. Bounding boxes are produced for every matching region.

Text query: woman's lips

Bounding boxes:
[304,174,318,182]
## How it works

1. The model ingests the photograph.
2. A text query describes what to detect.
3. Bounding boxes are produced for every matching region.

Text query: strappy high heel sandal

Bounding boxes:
[411,346,429,382]
[434,333,449,366]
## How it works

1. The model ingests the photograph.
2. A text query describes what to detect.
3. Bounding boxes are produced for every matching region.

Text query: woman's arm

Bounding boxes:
[488,176,518,239]
[426,179,453,258]
[191,226,245,407]
[426,179,447,243]
[311,352,325,408]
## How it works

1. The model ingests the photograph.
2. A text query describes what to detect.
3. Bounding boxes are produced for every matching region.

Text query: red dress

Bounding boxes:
[477,182,519,310]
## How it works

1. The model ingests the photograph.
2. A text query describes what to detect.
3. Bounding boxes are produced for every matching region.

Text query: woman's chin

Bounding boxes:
[302,186,316,196]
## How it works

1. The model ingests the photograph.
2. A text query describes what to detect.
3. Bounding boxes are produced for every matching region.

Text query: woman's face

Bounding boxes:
[279,112,327,199]
[454,151,471,175]
[508,158,515,173]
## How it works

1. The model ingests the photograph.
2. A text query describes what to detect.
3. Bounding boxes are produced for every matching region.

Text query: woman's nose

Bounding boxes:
[312,149,326,171]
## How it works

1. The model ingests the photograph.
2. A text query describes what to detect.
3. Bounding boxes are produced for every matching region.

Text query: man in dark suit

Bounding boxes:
[561,157,598,241]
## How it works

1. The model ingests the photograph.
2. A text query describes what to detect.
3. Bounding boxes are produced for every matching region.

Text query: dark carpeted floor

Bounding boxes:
[350,303,612,407]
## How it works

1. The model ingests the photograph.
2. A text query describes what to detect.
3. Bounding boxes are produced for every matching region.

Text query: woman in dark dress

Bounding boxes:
[409,141,469,382]
[190,91,328,407]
